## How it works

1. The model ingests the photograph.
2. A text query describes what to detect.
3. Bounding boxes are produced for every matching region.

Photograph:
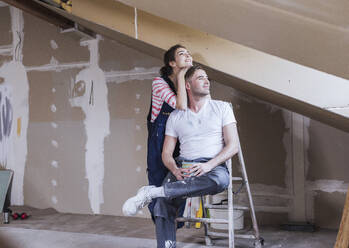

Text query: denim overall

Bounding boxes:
[146,76,180,219]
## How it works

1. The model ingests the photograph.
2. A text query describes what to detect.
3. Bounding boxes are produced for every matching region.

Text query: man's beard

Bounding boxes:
[193,90,210,98]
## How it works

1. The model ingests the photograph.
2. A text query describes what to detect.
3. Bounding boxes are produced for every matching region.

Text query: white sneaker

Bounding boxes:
[122,185,155,216]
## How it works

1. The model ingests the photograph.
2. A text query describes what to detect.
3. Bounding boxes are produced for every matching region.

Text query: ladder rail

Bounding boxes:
[236,133,261,239]
[227,158,235,248]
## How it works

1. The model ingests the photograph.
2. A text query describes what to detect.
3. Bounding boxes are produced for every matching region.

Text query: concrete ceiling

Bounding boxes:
[119,0,349,80]
[252,0,349,28]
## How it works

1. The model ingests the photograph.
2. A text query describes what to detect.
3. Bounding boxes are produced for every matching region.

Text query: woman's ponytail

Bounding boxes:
[160,65,173,78]
[160,44,185,78]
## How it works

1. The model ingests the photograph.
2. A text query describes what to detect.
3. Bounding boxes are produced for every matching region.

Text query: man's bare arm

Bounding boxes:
[162,135,188,180]
[191,123,239,176]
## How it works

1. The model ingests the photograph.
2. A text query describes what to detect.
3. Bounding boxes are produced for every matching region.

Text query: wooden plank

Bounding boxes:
[2,0,74,29]
[334,187,349,248]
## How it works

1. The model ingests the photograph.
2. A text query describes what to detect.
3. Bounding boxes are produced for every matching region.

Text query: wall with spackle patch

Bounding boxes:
[0,4,348,229]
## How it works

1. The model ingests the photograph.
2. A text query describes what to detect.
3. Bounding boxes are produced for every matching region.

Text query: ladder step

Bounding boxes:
[235,205,250,211]
[204,204,289,212]
[231,177,243,181]
[207,231,256,240]
[176,217,228,224]
[205,204,249,211]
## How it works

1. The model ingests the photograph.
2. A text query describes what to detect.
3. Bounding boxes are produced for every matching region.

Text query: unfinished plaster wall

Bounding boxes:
[99,38,160,215]
[0,6,11,65]
[0,4,348,228]
[23,10,90,213]
[0,4,161,216]
[306,120,349,228]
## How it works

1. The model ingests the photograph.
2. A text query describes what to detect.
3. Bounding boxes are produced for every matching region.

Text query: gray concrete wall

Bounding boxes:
[0,5,347,229]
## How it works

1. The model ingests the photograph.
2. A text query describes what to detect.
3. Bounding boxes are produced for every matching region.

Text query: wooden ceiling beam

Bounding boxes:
[2,0,74,29]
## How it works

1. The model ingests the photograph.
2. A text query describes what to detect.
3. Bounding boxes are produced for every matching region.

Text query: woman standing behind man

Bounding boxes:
[147,44,192,218]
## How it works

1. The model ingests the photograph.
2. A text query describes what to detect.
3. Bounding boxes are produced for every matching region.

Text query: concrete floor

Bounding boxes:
[0,206,338,248]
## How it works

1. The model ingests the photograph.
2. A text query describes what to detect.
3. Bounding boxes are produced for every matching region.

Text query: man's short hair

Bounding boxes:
[184,65,203,82]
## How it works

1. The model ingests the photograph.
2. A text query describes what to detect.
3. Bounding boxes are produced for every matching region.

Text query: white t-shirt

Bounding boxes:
[165,99,237,160]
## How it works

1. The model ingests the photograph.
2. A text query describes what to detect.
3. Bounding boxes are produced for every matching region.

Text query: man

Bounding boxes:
[123,65,239,248]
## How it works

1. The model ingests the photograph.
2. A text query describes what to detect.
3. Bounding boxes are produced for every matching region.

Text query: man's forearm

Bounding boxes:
[162,135,187,180]
[206,123,239,170]
[206,144,238,170]
[190,141,238,177]
[162,151,179,174]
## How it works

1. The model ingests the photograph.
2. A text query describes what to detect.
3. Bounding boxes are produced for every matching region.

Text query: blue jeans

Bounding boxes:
[153,158,230,248]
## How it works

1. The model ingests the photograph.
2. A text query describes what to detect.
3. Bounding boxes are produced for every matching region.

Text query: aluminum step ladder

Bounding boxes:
[177,124,264,248]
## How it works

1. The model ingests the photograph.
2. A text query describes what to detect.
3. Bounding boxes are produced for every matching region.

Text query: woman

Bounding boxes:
[147,44,192,217]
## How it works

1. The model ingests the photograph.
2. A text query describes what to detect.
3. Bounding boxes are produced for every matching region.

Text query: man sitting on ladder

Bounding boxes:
[122,65,239,248]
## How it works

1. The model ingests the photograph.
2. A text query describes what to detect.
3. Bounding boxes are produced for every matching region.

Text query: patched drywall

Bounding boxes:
[22,12,89,67]
[0,60,29,205]
[69,38,110,214]
[0,4,348,229]
[0,7,29,206]
[314,191,347,229]
[0,5,13,169]
[25,69,90,213]
[305,119,349,228]
[307,120,349,181]
[99,38,160,216]
[0,7,11,45]
[0,6,12,72]
[98,38,160,72]
[103,79,153,216]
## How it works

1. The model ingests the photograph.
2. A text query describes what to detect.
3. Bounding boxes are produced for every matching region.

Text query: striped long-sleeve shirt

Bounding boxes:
[150,77,176,122]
